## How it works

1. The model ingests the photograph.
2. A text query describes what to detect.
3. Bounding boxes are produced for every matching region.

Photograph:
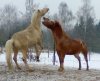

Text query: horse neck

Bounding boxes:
[52,26,63,40]
[52,26,69,42]
[31,14,41,29]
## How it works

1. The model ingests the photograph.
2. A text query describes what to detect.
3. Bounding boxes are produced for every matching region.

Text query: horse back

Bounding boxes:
[56,37,88,55]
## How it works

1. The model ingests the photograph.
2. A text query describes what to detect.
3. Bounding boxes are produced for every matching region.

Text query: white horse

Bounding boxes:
[5,8,49,71]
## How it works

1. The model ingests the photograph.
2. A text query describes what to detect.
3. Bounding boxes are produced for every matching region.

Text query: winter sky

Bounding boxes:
[0,0,100,20]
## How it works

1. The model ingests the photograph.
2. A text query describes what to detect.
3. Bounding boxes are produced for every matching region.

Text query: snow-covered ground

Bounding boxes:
[0,51,100,81]
[0,51,100,70]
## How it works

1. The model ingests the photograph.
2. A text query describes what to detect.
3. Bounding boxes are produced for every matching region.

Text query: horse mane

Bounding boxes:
[54,21,69,38]
[54,21,63,31]
[31,10,41,27]
[53,21,64,38]
[31,10,37,23]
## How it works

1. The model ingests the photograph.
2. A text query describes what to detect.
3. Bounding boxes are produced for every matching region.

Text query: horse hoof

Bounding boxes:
[17,67,21,70]
[36,60,40,62]
[86,68,89,71]
[58,68,64,72]
[8,69,14,72]
[27,69,34,72]
[78,68,81,70]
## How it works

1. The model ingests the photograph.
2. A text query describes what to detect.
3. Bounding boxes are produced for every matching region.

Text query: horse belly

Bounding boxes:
[65,52,75,55]
[28,42,35,47]
[65,48,80,55]
[26,35,39,47]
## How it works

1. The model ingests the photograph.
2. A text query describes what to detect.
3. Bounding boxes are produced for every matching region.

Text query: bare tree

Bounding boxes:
[0,4,20,45]
[58,2,74,31]
[76,0,95,40]
[25,0,38,22]
[77,0,95,25]
[1,4,18,39]
[75,0,95,52]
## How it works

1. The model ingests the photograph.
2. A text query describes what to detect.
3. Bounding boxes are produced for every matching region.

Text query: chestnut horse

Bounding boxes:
[42,17,89,71]
[5,8,49,71]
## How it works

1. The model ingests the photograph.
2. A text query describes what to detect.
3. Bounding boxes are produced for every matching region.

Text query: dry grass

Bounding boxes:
[0,63,100,81]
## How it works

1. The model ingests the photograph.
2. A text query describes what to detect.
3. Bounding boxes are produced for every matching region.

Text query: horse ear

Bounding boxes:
[55,21,59,25]
[55,21,58,23]
[54,20,60,26]
[38,9,40,12]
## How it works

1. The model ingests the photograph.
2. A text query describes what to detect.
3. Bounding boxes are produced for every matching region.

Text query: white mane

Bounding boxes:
[31,10,41,26]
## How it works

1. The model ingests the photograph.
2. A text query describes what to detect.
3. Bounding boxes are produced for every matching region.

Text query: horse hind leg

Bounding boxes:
[22,48,33,72]
[82,51,89,70]
[13,47,21,70]
[81,41,89,70]
[74,54,81,70]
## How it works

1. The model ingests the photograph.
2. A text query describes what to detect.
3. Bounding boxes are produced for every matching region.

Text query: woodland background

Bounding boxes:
[0,0,100,53]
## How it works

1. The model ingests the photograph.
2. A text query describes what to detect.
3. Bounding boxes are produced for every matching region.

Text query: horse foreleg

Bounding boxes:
[34,44,42,62]
[22,49,33,72]
[13,48,21,70]
[57,51,65,72]
[74,54,81,70]
[40,34,44,49]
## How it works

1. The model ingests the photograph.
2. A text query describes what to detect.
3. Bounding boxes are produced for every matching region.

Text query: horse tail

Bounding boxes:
[80,41,88,54]
[80,40,89,59]
[5,39,14,70]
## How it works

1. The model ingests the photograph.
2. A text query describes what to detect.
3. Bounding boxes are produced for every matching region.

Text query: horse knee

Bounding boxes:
[58,54,65,63]
[41,45,43,50]
[74,54,80,60]
[21,58,26,63]
[59,59,64,63]
[59,57,64,65]
[13,57,17,62]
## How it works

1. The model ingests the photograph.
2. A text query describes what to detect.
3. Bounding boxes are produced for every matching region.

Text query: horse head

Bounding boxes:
[42,17,54,29]
[31,8,49,25]
[38,8,49,16]
[42,17,61,30]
